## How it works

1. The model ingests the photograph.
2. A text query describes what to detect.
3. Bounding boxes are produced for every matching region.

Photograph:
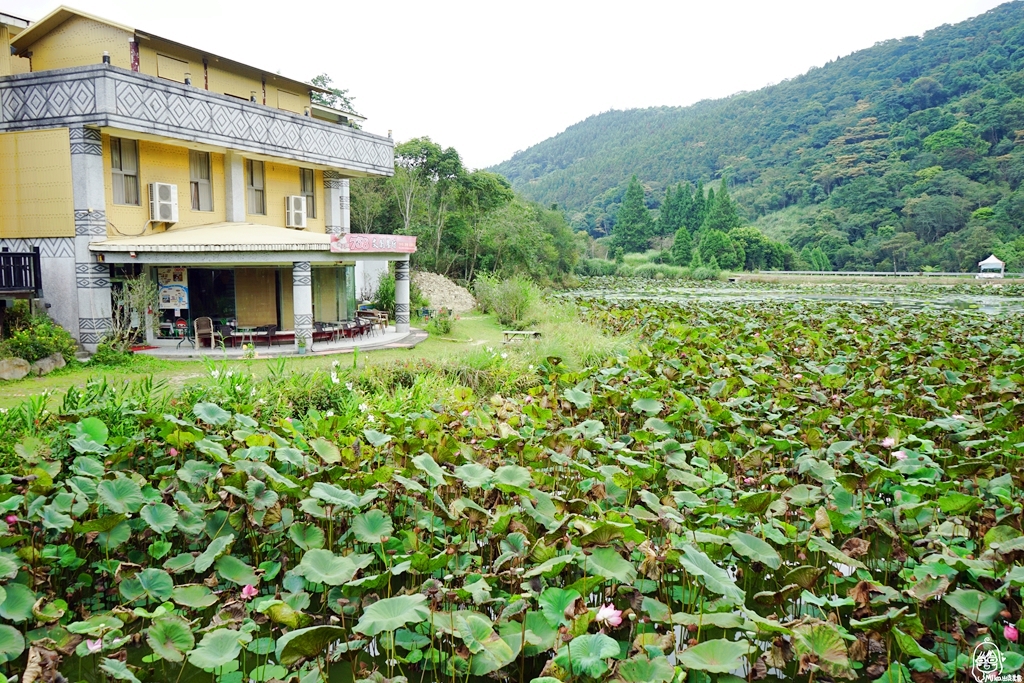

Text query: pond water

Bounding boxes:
[570,285,1024,315]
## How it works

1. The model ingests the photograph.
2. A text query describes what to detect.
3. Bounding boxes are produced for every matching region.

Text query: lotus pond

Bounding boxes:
[0,287,1022,683]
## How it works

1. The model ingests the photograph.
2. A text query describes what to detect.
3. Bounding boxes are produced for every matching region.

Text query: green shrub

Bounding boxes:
[91,339,135,366]
[489,276,540,330]
[472,272,501,313]
[576,258,618,276]
[426,314,453,336]
[0,314,77,362]
[373,273,396,314]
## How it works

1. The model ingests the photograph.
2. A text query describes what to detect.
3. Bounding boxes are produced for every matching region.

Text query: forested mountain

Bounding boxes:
[489,1,1024,272]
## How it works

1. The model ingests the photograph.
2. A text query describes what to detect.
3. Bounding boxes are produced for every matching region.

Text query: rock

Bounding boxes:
[30,353,66,376]
[0,358,31,381]
[413,272,476,313]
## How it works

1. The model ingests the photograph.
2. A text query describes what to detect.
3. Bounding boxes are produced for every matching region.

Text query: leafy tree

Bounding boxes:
[612,176,654,253]
[699,229,743,270]
[671,226,692,266]
[688,180,707,233]
[309,74,357,114]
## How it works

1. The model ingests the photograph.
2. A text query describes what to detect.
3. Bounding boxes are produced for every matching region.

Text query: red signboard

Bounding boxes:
[329,233,417,254]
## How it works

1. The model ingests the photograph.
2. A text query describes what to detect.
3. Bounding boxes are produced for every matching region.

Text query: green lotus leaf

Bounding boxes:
[553,633,619,678]
[363,429,392,447]
[0,554,19,581]
[215,555,259,586]
[120,568,174,604]
[412,453,448,487]
[99,658,141,683]
[453,463,494,488]
[275,625,348,665]
[354,594,430,636]
[631,398,662,415]
[309,482,361,507]
[97,477,144,514]
[67,613,124,636]
[675,638,750,674]
[493,465,532,491]
[615,654,675,683]
[943,588,1003,625]
[539,587,582,628]
[40,504,74,531]
[146,615,195,662]
[249,664,290,682]
[0,624,25,664]
[564,388,592,409]
[71,417,109,447]
[0,583,36,622]
[187,628,252,671]
[455,613,517,675]
[140,503,179,535]
[729,531,782,569]
[792,622,855,679]
[171,584,219,609]
[193,402,231,426]
[296,549,373,585]
[583,547,637,583]
[193,535,233,574]
[893,628,942,671]
[245,479,278,510]
[678,544,745,605]
[310,437,341,464]
[288,522,326,550]
[351,509,393,544]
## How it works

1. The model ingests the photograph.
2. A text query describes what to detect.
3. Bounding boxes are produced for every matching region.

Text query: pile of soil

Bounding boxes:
[413,272,476,313]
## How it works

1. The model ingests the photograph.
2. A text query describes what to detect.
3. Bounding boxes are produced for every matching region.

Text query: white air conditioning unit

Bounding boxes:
[285,195,307,229]
[149,182,179,223]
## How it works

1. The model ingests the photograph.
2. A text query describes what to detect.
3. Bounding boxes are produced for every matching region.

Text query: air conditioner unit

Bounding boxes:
[285,195,307,229]
[149,183,179,223]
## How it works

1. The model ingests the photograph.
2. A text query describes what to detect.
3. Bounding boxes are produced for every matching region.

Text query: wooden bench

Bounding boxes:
[503,330,541,343]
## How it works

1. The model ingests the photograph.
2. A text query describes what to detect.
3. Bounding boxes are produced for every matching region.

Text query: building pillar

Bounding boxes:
[70,127,111,351]
[340,179,350,234]
[292,261,313,351]
[394,258,410,333]
[323,171,346,236]
[225,151,246,222]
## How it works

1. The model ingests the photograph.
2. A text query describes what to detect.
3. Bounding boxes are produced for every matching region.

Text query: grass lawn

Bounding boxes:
[0,314,509,411]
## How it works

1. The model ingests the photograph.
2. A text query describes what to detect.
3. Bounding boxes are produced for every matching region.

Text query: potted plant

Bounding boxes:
[297,337,308,355]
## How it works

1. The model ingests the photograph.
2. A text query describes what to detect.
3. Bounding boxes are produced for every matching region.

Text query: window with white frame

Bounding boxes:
[247,159,265,215]
[110,137,140,205]
[189,150,213,211]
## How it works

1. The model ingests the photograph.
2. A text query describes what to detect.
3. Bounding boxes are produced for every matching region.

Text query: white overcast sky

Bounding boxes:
[5,0,1008,169]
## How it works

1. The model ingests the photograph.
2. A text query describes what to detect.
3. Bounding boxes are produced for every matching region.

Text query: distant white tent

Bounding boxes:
[977,254,1005,279]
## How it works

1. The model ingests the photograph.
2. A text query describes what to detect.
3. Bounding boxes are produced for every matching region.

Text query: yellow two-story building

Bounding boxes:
[1,6,414,351]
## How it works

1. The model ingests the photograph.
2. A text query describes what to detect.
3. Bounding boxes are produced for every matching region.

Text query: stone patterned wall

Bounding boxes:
[1,66,394,176]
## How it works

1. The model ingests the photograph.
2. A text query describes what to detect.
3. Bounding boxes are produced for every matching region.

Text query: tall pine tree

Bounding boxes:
[671,226,692,265]
[701,177,743,233]
[658,185,677,237]
[688,180,706,233]
[613,175,653,253]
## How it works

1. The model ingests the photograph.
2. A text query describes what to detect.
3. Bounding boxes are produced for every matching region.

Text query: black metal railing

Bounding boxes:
[0,247,42,296]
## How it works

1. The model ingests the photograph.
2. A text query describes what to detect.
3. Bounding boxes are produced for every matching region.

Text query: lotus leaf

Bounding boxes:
[0,624,25,664]
[215,555,259,586]
[351,509,393,544]
[297,549,373,585]
[171,584,219,609]
[943,588,1003,625]
[554,633,619,678]
[146,615,195,662]
[354,594,430,635]
[275,625,347,665]
[188,628,252,671]
[99,658,141,683]
[97,477,144,514]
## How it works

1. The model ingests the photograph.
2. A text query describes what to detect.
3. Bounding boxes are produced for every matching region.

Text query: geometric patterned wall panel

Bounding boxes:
[0,237,75,258]
[1,66,394,176]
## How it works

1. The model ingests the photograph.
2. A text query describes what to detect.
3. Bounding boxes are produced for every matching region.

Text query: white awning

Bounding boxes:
[978,254,1004,268]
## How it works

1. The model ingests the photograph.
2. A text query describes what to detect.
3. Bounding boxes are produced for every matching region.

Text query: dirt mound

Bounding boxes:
[413,272,476,313]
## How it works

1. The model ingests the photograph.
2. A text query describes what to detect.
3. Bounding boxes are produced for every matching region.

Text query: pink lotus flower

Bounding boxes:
[1006,623,1019,643]
[168,448,178,457]
[86,639,102,654]
[5,515,16,525]
[881,437,896,448]
[893,451,907,461]
[793,374,803,381]
[240,584,258,601]
[595,604,623,628]
[743,477,756,486]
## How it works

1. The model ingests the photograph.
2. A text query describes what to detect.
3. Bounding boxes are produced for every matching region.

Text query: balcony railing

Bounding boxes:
[0,248,42,296]
[0,65,394,176]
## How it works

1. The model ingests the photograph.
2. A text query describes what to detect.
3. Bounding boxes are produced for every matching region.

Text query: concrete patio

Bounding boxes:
[137,326,426,360]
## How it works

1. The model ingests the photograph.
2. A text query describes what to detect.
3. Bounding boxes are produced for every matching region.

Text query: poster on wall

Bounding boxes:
[157,267,189,310]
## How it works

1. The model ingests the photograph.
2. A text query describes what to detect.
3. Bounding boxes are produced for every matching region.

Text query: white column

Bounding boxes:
[394,258,410,333]
[292,261,313,351]
[70,127,111,351]
[224,151,246,222]
[340,179,350,234]
[323,171,343,236]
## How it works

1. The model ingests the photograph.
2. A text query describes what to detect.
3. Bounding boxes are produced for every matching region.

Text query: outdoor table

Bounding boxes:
[503,330,541,343]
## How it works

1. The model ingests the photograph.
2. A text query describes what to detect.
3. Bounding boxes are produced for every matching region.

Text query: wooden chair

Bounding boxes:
[194,317,221,348]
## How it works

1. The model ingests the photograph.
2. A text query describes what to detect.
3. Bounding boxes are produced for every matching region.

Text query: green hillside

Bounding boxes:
[489,1,1024,272]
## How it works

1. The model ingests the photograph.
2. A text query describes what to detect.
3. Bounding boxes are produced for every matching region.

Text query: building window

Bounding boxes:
[189,151,213,211]
[110,138,140,205]
[247,159,265,215]
[300,168,316,218]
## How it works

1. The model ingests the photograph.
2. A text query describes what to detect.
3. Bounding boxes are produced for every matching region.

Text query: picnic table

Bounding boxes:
[503,330,541,343]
